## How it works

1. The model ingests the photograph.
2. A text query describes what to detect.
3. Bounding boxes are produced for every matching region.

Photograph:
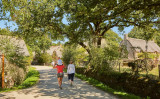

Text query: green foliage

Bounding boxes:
[89,47,109,71]
[7,52,28,70]
[119,45,128,59]
[36,35,52,53]
[137,52,158,59]
[2,0,159,56]
[128,26,156,42]
[36,53,52,64]
[52,51,57,61]
[104,30,122,46]
[0,36,29,70]
[76,67,160,98]
[52,42,62,46]
[0,66,39,92]
[25,45,34,66]
[0,28,12,35]
[75,73,142,99]
[89,44,120,72]
[25,35,52,54]
[104,45,120,61]
[62,45,78,65]
[62,45,88,66]
[18,67,39,88]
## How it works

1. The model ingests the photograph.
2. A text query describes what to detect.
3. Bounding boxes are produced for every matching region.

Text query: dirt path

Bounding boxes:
[0,66,119,99]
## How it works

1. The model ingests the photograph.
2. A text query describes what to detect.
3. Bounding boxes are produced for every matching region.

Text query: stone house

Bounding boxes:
[46,45,62,58]
[120,34,160,60]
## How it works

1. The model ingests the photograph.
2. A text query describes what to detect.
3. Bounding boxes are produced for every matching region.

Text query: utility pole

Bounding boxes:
[1,54,4,88]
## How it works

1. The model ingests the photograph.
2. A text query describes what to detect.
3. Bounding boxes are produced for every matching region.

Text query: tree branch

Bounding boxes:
[104,1,133,20]
[88,22,94,34]
[101,20,120,36]
[78,42,90,54]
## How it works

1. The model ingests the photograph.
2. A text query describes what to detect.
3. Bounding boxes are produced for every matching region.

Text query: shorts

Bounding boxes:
[57,72,64,78]
[68,73,75,81]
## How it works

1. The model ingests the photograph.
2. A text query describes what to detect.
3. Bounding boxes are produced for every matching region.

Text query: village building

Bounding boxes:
[120,34,160,61]
[46,45,62,58]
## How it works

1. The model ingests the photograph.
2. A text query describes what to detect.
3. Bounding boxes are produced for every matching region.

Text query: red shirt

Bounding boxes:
[56,65,65,73]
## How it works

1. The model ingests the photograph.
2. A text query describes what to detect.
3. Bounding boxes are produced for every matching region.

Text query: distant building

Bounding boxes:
[46,45,62,58]
[120,34,160,60]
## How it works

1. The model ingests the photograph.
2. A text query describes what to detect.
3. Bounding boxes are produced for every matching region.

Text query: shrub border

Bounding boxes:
[75,67,160,99]
[0,66,40,92]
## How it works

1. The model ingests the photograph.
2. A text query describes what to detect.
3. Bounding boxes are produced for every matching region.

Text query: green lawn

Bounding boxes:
[148,66,159,76]
[114,66,160,80]
[0,66,39,92]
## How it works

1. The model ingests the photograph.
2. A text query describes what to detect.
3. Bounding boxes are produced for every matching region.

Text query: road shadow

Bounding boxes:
[0,66,118,99]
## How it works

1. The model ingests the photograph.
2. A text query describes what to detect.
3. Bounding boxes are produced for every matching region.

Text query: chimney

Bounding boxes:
[124,34,128,40]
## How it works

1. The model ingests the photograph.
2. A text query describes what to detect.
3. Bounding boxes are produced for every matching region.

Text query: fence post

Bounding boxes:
[1,54,4,88]
[158,65,160,79]
[119,62,121,73]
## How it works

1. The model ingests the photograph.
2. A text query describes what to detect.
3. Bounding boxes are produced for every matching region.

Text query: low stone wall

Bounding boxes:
[76,67,160,99]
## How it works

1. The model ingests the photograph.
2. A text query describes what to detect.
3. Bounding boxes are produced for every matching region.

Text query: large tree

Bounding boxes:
[2,0,160,54]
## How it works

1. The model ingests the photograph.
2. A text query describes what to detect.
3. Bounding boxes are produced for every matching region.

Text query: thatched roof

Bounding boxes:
[46,46,62,57]
[0,35,30,56]
[123,34,160,53]
[128,38,160,53]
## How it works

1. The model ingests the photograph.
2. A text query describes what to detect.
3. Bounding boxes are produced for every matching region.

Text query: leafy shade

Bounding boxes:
[2,0,160,46]
[104,30,122,46]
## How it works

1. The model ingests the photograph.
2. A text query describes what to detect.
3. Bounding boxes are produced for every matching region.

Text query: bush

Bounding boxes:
[52,51,57,61]
[0,66,39,91]
[0,62,26,88]
[36,52,52,65]
[25,45,34,66]
[62,45,88,66]
[89,45,120,73]
[62,46,75,65]
[76,67,160,99]
[0,36,30,70]
[89,47,110,72]
[0,36,30,88]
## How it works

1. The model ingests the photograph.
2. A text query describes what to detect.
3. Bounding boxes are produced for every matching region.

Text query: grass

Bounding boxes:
[75,73,145,99]
[115,66,160,80]
[148,66,159,76]
[0,66,39,92]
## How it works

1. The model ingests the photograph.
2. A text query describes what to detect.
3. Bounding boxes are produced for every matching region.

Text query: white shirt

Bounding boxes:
[57,59,63,65]
[67,64,75,74]
[51,61,55,66]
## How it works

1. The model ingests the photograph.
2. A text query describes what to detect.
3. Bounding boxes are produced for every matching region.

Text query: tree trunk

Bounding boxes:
[79,42,90,54]
[159,64,160,79]
[97,37,102,48]
[145,41,148,75]
[79,42,92,63]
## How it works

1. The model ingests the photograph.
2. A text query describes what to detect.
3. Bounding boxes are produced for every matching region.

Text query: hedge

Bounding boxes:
[76,67,160,99]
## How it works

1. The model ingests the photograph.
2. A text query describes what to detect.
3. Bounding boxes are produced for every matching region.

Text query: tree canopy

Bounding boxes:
[1,0,160,54]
